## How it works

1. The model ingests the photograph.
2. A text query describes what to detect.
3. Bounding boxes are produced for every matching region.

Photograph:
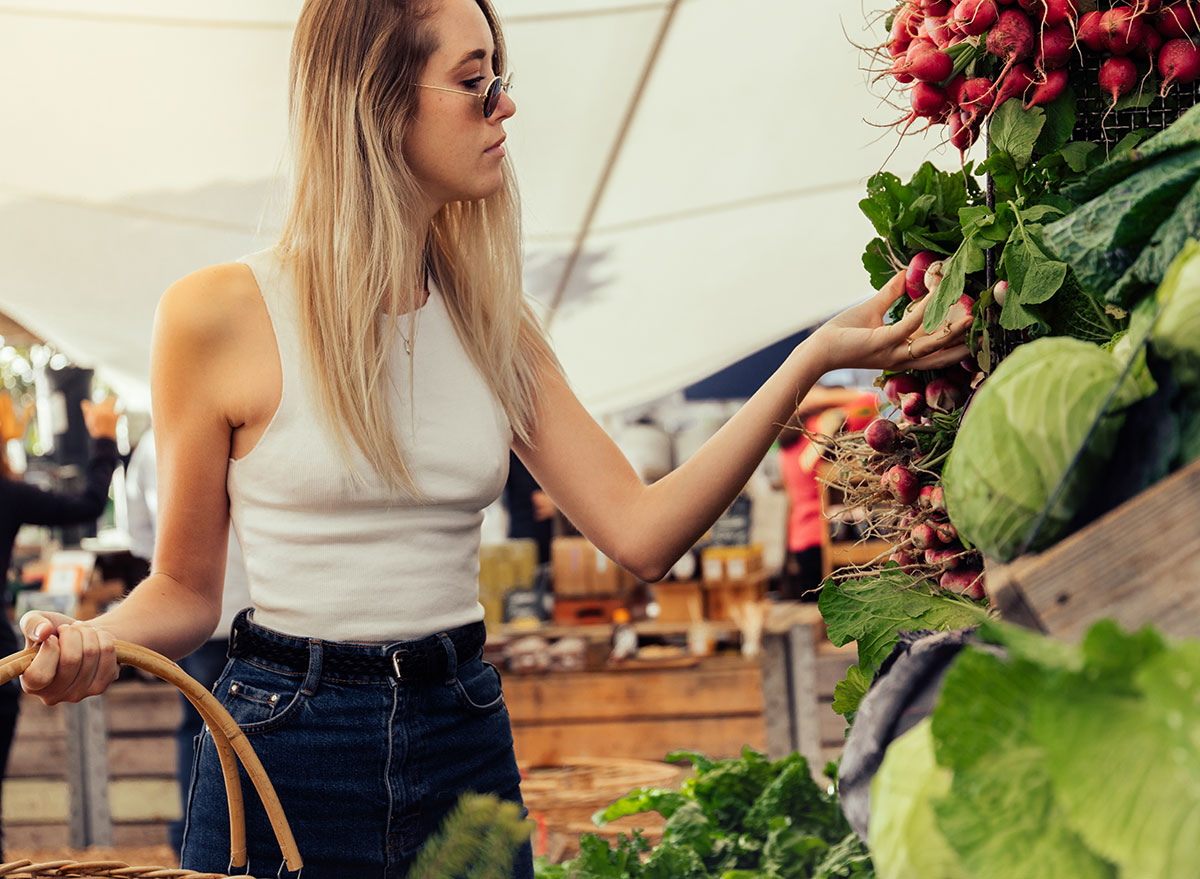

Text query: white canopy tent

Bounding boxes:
[0,0,951,414]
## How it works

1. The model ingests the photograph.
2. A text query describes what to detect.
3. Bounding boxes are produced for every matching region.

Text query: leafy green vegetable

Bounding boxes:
[1106,176,1200,306]
[1150,238,1200,384]
[997,212,1068,331]
[990,100,1046,172]
[1042,145,1200,297]
[819,565,987,677]
[867,719,964,879]
[560,748,862,879]
[940,336,1147,561]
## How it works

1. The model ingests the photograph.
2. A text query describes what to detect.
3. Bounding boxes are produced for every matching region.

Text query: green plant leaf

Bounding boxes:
[990,102,1047,171]
[818,566,987,675]
[831,664,871,720]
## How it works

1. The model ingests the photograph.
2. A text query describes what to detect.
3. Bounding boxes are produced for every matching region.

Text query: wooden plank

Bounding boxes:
[8,733,66,778]
[819,704,848,747]
[4,779,70,823]
[504,659,763,724]
[989,456,1200,641]
[65,698,112,847]
[112,823,171,848]
[13,696,63,736]
[788,624,822,771]
[760,632,794,761]
[5,824,70,851]
[108,736,175,779]
[106,700,179,736]
[513,715,766,767]
[109,780,180,823]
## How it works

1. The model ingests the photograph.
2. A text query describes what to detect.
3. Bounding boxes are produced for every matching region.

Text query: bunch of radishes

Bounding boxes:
[865,415,987,599]
[884,0,1200,155]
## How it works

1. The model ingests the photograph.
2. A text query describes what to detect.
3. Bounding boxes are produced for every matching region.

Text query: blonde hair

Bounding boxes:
[279,0,556,492]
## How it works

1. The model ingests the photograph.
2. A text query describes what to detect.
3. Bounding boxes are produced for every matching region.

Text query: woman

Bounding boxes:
[0,393,119,860]
[17,1,971,876]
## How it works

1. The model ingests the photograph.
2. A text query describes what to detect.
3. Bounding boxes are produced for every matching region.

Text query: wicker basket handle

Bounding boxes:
[0,642,303,874]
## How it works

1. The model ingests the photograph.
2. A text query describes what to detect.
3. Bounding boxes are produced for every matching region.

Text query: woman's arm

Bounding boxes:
[21,267,252,704]
[515,274,970,581]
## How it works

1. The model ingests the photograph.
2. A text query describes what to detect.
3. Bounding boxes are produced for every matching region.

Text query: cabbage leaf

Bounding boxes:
[941,337,1136,561]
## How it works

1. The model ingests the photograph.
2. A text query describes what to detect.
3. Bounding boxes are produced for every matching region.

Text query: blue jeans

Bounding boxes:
[171,638,236,856]
[180,610,531,879]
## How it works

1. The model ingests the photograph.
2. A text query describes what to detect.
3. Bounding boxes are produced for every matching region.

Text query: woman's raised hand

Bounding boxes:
[81,396,120,440]
[809,271,973,373]
[19,611,119,705]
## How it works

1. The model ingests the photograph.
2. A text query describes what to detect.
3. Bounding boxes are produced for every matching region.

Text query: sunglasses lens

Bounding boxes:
[483,78,501,118]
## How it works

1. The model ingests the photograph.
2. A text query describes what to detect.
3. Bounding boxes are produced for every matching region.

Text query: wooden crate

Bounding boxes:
[988,456,1200,641]
[652,581,703,624]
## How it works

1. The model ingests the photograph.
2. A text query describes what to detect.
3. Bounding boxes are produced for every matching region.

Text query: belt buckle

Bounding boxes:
[391,649,409,681]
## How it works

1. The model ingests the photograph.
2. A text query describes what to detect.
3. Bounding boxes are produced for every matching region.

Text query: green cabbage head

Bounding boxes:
[868,718,965,879]
[1151,238,1200,385]
[942,337,1129,562]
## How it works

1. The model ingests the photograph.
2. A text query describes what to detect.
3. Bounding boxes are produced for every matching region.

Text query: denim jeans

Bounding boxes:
[171,638,236,856]
[180,610,531,879]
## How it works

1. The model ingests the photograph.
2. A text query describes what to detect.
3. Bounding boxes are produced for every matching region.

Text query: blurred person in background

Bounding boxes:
[502,451,555,565]
[777,386,878,601]
[0,393,119,860]
[125,429,253,858]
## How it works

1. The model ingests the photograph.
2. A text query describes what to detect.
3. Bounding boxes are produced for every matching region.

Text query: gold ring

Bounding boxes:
[906,337,916,360]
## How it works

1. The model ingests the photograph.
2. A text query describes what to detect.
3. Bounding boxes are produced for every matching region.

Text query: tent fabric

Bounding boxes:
[0,0,947,414]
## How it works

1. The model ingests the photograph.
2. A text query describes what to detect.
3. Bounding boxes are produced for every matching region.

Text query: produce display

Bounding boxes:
[818,2,1200,877]
[534,5,1200,877]
[534,749,873,879]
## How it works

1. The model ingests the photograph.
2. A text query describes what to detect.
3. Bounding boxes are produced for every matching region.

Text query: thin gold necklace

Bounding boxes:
[397,287,427,355]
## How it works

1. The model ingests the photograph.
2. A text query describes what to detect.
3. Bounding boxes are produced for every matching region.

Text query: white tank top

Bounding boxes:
[227,247,512,642]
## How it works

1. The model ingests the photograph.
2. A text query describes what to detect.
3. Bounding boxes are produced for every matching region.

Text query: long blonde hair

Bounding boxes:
[279,0,556,492]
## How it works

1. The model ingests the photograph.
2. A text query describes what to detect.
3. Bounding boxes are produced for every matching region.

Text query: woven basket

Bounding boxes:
[0,643,303,878]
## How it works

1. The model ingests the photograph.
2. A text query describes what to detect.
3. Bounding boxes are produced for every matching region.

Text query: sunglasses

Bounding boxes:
[415,72,514,119]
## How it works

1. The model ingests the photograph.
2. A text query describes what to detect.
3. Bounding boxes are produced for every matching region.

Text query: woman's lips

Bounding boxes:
[485,137,506,157]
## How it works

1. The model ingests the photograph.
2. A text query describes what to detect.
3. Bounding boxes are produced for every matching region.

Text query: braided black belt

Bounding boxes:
[228,620,487,682]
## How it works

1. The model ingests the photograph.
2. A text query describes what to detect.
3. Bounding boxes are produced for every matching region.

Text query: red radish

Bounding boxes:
[926,15,956,46]
[883,465,921,505]
[954,0,1001,35]
[906,43,956,81]
[1035,22,1075,68]
[945,73,968,104]
[923,260,945,295]
[924,0,954,13]
[1154,2,1197,37]
[1159,37,1200,93]
[926,377,968,412]
[948,111,980,156]
[994,279,1009,306]
[925,548,963,569]
[930,485,947,512]
[911,521,942,549]
[987,8,1038,66]
[941,568,986,599]
[883,373,923,404]
[1026,68,1070,106]
[993,62,1037,110]
[900,391,927,417]
[1077,10,1107,50]
[918,484,936,508]
[906,251,939,299]
[1138,23,1165,58]
[1040,0,1078,26]
[1102,6,1149,54]
[959,76,996,124]
[936,521,959,544]
[892,3,922,44]
[910,81,951,118]
[865,417,902,453]
[946,293,975,325]
[890,550,919,572]
[1100,55,1139,103]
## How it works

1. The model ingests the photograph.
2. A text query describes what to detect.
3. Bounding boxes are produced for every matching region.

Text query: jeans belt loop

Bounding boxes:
[435,631,458,685]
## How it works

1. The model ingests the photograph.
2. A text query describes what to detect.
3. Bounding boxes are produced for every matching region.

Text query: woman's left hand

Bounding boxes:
[808,271,973,373]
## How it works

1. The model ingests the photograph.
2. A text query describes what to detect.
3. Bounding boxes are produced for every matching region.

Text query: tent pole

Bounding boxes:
[546,0,685,322]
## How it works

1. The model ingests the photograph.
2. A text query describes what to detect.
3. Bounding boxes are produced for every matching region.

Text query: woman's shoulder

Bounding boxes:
[155,261,264,348]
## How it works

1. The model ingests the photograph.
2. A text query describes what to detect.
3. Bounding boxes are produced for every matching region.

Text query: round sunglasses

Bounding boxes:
[414,72,514,119]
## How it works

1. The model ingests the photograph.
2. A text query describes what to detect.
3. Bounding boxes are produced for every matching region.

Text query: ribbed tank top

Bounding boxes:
[227,247,512,642]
